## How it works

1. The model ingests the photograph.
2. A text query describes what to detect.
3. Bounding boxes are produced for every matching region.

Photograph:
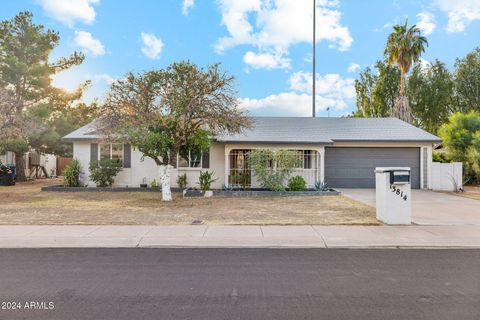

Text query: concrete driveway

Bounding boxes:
[339,189,480,226]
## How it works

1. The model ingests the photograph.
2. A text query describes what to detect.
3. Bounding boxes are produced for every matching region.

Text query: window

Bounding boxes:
[178,147,202,168]
[290,150,315,169]
[99,144,123,163]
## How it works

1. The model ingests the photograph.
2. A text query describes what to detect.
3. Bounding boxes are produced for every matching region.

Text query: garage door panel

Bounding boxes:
[325,147,420,189]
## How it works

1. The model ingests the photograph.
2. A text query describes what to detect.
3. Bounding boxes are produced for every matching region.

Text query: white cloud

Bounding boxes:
[93,73,114,85]
[239,70,355,116]
[74,31,105,56]
[289,71,355,100]
[347,63,360,73]
[215,0,352,70]
[182,0,195,15]
[435,0,480,33]
[37,0,99,27]
[239,92,349,116]
[140,32,164,59]
[243,51,290,69]
[416,12,436,36]
[239,93,316,116]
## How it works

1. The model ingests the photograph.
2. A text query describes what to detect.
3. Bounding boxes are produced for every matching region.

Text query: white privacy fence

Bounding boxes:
[431,162,462,191]
[0,151,15,164]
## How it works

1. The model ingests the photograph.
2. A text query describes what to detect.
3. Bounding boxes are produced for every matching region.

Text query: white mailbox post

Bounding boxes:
[375,167,411,225]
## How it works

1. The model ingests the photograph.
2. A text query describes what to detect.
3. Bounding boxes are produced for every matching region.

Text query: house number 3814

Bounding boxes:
[390,185,408,201]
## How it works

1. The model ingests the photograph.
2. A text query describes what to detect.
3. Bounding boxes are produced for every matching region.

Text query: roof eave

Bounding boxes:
[331,138,442,143]
[215,140,334,145]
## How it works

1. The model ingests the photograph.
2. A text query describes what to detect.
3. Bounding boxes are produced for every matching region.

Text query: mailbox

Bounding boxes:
[375,167,411,225]
[389,170,410,185]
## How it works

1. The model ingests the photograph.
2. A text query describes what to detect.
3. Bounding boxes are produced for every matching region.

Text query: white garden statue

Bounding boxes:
[158,164,173,201]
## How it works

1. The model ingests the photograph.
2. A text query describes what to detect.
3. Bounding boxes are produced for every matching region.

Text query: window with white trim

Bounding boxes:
[99,143,123,162]
[178,147,202,168]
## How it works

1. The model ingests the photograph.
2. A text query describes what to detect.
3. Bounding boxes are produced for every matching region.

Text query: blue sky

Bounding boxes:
[1,0,480,117]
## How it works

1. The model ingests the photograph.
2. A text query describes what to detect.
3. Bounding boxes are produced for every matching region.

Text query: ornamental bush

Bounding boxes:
[248,149,301,191]
[287,175,307,191]
[439,111,480,184]
[89,159,123,187]
[177,173,187,189]
[198,170,217,192]
[63,158,83,187]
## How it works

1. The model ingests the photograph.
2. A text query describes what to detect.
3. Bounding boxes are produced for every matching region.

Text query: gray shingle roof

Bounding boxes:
[63,117,441,144]
[62,121,102,141]
[216,117,441,143]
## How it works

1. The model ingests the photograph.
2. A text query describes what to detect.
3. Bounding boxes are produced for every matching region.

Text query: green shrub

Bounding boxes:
[198,170,217,192]
[177,173,188,189]
[287,176,307,191]
[439,111,480,184]
[150,179,159,188]
[63,158,83,187]
[89,159,123,187]
[432,151,449,163]
[248,149,301,191]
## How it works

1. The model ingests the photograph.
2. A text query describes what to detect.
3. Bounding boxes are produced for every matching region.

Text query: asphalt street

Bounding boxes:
[0,248,479,320]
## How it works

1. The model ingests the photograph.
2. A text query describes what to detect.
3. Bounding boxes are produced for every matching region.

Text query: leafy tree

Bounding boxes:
[28,100,99,156]
[438,111,480,184]
[0,88,19,140]
[248,149,302,191]
[384,20,428,122]
[354,61,400,117]
[354,66,377,117]
[453,47,480,113]
[408,60,454,134]
[99,61,251,201]
[0,11,84,181]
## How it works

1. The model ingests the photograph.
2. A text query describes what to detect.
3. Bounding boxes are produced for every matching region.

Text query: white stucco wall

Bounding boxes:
[73,141,225,188]
[72,140,434,189]
[73,142,93,185]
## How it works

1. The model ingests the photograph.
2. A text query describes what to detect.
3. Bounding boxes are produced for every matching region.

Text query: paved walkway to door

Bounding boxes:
[339,189,480,226]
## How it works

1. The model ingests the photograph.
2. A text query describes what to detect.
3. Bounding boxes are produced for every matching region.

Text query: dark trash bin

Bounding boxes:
[6,164,16,179]
[0,163,15,186]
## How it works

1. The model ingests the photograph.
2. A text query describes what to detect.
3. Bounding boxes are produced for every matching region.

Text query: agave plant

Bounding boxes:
[314,180,330,192]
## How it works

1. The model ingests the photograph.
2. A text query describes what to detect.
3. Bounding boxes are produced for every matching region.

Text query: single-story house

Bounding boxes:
[62,117,441,189]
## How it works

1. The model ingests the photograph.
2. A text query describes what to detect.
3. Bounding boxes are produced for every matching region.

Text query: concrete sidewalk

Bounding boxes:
[1,225,480,248]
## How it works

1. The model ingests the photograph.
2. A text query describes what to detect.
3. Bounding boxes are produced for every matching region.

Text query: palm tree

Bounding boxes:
[385,20,428,123]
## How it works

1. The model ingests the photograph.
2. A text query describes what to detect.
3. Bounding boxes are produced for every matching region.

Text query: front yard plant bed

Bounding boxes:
[211,189,340,198]
[43,185,340,197]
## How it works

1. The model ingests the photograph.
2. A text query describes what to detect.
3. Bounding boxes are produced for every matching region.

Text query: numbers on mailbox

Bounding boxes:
[390,185,407,201]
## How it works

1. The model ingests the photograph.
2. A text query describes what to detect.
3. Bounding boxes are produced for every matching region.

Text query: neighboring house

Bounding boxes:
[0,151,15,165]
[0,151,57,178]
[62,117,441,189]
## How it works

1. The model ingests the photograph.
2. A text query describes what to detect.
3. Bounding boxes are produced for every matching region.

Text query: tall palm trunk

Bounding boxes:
[393,72,413,123]
[399,72,406,97]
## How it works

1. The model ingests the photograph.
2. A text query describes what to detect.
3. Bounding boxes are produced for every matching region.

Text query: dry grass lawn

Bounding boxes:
[454,185,480,201]
[0,179,378,225]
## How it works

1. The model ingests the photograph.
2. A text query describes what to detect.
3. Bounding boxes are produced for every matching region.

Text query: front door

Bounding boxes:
[229,149,251,188]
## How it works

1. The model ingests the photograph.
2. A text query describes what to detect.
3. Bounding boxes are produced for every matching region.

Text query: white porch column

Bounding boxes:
[319,149,325,183]
[224,146,230,187]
